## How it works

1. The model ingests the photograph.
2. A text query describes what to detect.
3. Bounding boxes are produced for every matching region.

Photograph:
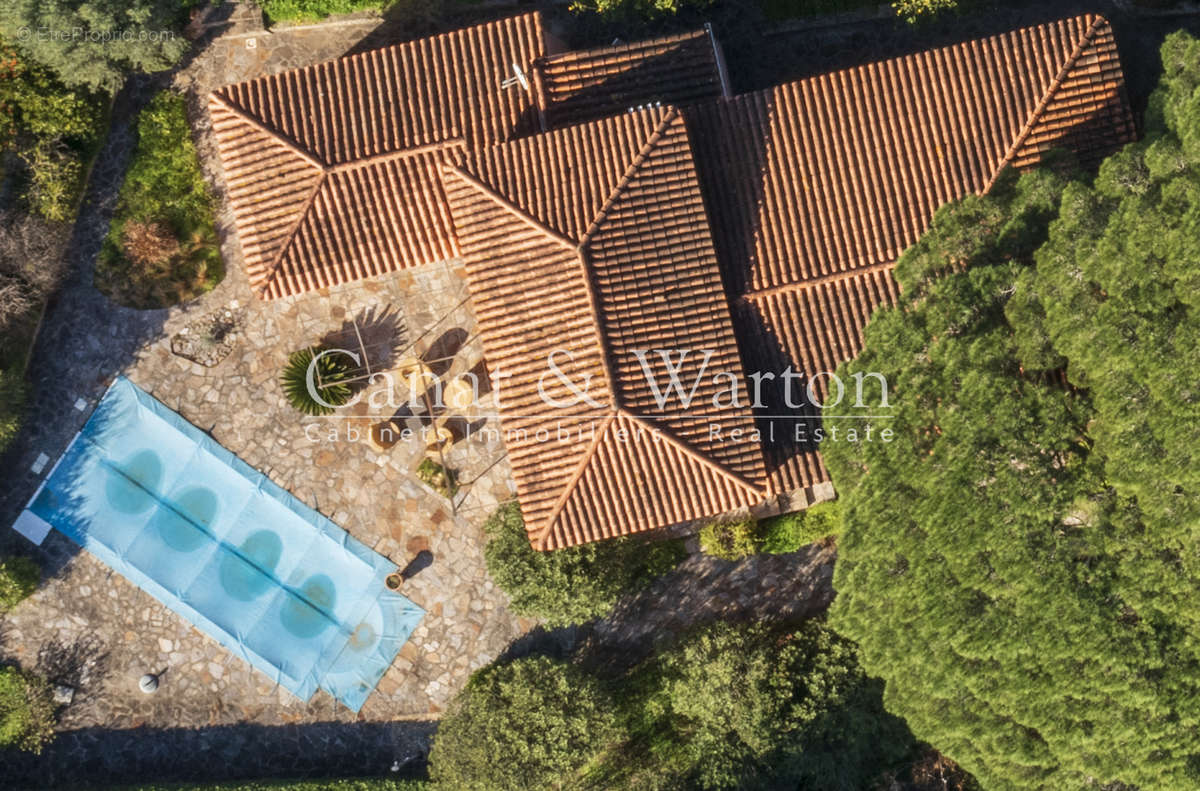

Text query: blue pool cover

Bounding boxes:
[24,377,424,711]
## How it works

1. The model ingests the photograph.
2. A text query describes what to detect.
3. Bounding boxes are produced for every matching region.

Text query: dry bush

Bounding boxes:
[0,210,69,300]
[0,276,35,329]
[121,219,180,269]
[0,211,69,340]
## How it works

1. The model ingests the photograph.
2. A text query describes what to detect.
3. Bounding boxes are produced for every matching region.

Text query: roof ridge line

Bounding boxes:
[209,93,328,172]
[578,108,679,250]
[740,260,896,302]
[258,173,327,298]
[442,164,578,251]
[986,14,1105,190]
[620,409,768,498]
[328,138,466,174]
[574,246,623,409]
[536,411,619,550]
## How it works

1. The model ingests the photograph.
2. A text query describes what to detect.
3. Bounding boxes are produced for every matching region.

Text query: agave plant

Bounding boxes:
[281,346,352,416]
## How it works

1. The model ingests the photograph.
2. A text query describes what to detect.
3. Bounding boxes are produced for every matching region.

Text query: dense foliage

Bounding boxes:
[96,91,221,308]
[429,620,913,790]
[260,0,385,24]
[827,32,1200,791]
[697,518,759,560]
[892,0,957,25]
[759,500,841,554]
[612,620,911,790]
[568,0,713,22]
[0,41,104,221]
[0,664,56,753]
[482,502,685,627]
[0,0,190,93]
[0,555,40,611]
[110,779,426,790]
[280,347,353,416]
[428,656,623,791]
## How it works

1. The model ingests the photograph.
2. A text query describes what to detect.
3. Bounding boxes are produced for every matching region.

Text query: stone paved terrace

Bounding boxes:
[0,6,531,738]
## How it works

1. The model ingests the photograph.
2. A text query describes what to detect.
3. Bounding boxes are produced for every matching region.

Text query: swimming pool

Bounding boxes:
[21,377,424,711]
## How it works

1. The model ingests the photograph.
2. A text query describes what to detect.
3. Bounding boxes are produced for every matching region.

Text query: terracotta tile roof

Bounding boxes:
[443,106,770,549]
[532,27,729,130]
[208,13,546,299]
[685,13,1135,493]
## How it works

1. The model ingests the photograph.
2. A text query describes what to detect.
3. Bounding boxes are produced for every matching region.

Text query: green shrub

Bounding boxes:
[0,664,56,753]
[260,0,385,23]
[569,0,713,20]
[759,500,842,554]
[20,141,84,222]
[892,0,957,24]
[482,502,685,627]
[0,555,39,611]
[0,42,104,220]
[416,458,457,498]
[697,518,760,560]
[429,656,623,791]
[280,347,353,416]
[0,47,102,144]
[95,90,222,308]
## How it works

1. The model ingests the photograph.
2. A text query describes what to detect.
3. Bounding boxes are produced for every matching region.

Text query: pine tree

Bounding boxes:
[826,31,1200,791]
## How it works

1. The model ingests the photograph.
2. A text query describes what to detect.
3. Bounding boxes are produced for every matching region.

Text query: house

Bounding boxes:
[443,105,767,549]
[208,12,1135,548]
[208,13,727,299]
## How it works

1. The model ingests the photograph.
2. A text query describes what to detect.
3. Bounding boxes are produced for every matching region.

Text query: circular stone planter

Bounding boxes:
[170,307,244,367]
[385,572,403,591]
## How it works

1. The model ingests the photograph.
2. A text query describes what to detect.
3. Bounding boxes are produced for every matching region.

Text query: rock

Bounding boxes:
[52,684,75,705]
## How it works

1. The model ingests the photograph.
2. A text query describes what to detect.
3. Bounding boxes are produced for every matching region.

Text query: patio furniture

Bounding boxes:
[427,423,453,450]
[397,358,438,395]
[444,377,475,410]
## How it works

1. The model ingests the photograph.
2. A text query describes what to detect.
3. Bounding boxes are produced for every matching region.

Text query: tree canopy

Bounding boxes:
[0,0,190,93]
[618,620,911,790]
[428,655,623,791]
[428,620,914,790]
[827,31,1200,791]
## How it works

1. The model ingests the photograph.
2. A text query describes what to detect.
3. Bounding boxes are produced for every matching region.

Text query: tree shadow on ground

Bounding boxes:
[577,541,837,675]
[35,633,111,721]
[319,304,406,380]
[0,718,436,790]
